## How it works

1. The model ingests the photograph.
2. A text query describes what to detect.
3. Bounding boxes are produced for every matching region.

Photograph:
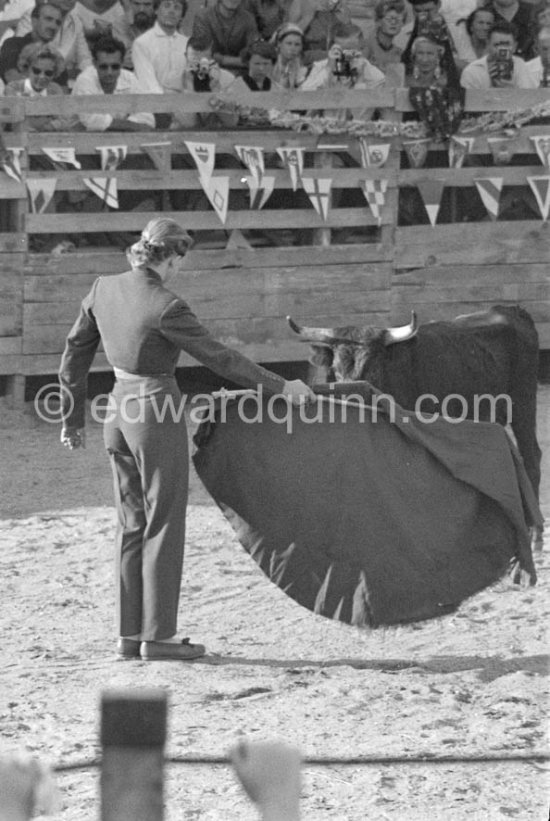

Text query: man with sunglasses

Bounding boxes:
[71,34,155,129]
[0,2,63,84]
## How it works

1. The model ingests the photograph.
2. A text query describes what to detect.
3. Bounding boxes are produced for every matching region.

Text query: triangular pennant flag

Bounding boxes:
[97,145,127,171]
[302,177,332,221]
[1,146,24,182]
[201,174,230,224]
[527,175,550,220]
[276,147,305,191]
[185,140,216,183]
[474,177,503,220]
[359,179,388,226]
[530,135,550,168]
[226,229,252,249]
[487,137,515,165]
[448,136,474,169]
[402,138,430,169]
[357,139,391,168]
[416,179,445,227]
[234,145,265,185]
[41,147,81,169]
[245,174,275,209]
[83,176,119,208]
[26,177,57,213]
[140,141,172,173]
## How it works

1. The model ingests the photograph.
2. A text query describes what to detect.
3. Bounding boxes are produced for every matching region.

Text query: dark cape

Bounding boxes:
[192,383,540,629]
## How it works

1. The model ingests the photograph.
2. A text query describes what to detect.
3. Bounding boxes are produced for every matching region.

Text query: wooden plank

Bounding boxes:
[181,242,393,269]
[20,87,396,118]
[398,166,550,186]
[22,311,392,356]
[392,263,550,286]
[26,206,391,234]
[395,222,550,267]
[0,234,27,253]
[0,354,22,374]
[25,167,399,191]
[0,263,22,337]
[23,251,126,276]
[395,87,550,113]
[0,337,22,354]
[390,299,550,324]
[25,262,392,306]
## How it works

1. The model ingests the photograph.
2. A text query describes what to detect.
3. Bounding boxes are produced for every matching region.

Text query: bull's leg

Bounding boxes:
[512,416,544,550]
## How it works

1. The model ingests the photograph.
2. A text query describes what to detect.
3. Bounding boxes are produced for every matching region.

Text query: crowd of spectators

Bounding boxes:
[1,0,549,240]
[0,0,548,126]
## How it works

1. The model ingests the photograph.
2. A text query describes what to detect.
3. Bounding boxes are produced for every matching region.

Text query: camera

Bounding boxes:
[190,57,215,91]
[493,46,513,82]
[332,49,360,81]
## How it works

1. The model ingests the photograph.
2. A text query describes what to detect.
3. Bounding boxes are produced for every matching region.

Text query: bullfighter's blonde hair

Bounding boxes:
[127,218,193,267]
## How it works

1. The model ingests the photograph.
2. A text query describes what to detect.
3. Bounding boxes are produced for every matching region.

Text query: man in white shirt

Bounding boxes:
[132,0,188,93]
[527,25,550,86]
[460,18,537,87]
[72,33,155,129]
[16,0,92,78]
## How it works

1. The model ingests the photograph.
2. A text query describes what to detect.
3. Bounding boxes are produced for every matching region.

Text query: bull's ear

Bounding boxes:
[310,343,334,369]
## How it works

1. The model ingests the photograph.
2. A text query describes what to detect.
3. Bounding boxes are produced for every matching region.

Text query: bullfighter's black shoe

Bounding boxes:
[116,638,141,659]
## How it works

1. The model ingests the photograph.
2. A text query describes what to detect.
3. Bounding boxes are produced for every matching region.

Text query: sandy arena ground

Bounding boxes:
[0,385,549,820]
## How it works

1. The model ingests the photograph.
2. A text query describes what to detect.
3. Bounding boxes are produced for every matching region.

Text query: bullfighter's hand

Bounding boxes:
[282,379,316,406]
[229,739,302,821]
[61,427,86,450]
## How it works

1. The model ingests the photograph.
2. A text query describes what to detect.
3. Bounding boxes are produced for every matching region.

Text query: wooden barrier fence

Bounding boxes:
[1,86,549,402]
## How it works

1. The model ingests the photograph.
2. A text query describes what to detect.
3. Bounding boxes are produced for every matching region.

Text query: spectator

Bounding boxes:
[72,34,155,128]
[15,0,93,80]
[0,753,60,821]
[301,20,385,107]
[439,0,477,29]
[170,35,240,127]
[4,43,70,129]
[244,0,290,40]
[287,0,352,61]
[405,32,447,85]
[271,21,309,88]
[74,0,129,46]
[240,37,277,87]
[118,0,156,65]
[0,1,62,83]
[460,17,537,86]
[449,6,496,71]
[362,0,406,81]
[0,0,35,42]
[533,0,550,31]
[191,0,258,75]
[480,0,537,59]
[399,0,460,83]
[527,23,550,84]
[230,740,302,821]
[132,0,188,94]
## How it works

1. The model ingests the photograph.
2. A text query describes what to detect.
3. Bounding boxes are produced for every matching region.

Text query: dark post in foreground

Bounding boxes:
[100,689,167,821]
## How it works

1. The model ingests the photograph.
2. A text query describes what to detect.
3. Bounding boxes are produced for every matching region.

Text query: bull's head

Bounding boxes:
[287,312,418,382]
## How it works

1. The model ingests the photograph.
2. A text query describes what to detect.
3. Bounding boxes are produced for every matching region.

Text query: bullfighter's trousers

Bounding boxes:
[103,375,189,641]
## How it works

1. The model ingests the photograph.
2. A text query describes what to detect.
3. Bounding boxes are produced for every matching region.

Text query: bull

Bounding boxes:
[288,305,543,544]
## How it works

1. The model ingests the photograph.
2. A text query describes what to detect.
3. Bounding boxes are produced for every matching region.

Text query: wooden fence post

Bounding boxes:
[100,689,167,821]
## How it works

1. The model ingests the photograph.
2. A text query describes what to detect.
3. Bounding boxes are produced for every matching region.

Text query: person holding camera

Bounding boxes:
[170,34,240,128]
[460,18,537,86]
[300,21,385,100]
[480,0,537,60]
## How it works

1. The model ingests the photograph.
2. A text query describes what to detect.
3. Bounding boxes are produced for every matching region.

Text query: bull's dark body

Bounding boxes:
[299,306,541,500]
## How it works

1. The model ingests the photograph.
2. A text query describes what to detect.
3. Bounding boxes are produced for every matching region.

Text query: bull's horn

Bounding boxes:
[384,311,418,346]
[287,316,338,343]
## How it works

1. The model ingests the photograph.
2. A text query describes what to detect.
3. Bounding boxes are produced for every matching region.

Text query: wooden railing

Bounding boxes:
[1,86,550,400]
